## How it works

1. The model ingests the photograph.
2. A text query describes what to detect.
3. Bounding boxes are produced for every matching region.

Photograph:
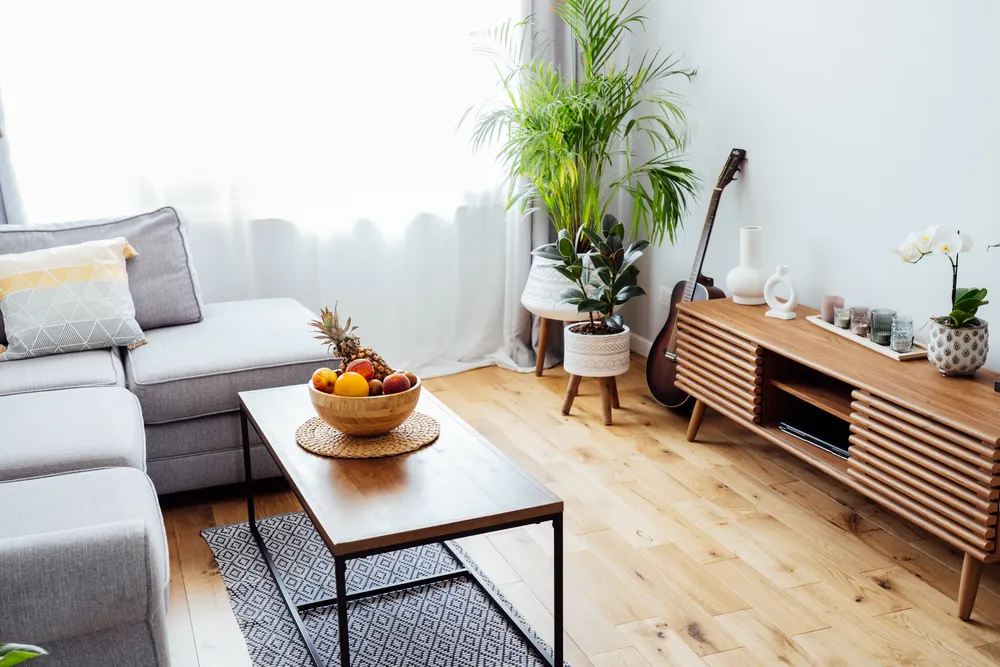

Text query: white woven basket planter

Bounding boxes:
[563,324,630,377]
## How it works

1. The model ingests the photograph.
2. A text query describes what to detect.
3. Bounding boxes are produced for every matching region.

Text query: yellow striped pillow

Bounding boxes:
[0,237,147,360]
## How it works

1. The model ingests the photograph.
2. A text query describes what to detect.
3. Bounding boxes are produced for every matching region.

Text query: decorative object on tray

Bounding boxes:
[890,315,915,353]
[833,305,851,329]
[870,308,897,346]
[469,0,698,377]
[849,306,871,336]
[726,226,767,305]
[538,216,643,424]
[805,314,928,361]
[763,265,798,320]
[295,411,439,459]
[895,226,989,376]
[821,295,844,324]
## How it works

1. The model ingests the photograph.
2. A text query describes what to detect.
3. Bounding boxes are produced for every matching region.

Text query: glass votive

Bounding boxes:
[870,308,896,346]
[833,305,851,329]
[890,315,915,353]
[821,295,845,324]
[850,307,871,336]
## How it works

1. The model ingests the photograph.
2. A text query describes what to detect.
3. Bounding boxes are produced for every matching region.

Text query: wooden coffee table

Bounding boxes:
[239,384,565,667]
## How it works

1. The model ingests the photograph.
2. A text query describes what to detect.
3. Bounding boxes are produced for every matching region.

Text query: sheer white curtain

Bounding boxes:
[0,1,531,377]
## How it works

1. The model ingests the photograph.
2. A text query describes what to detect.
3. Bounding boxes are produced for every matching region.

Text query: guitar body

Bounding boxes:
[646,276,726,408]
[645,148,747,409]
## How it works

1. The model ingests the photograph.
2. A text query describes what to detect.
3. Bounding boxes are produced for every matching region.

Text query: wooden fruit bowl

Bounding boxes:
[308,378,421,436]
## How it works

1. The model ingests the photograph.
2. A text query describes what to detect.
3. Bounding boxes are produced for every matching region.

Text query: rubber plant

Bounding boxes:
[467,0,699,246]
[0,644,47,667]
[533,214,647,333]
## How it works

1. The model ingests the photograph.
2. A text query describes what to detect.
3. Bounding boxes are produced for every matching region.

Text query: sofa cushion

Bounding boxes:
[125,298,332,424]
[0,387,145,482]
[0,207,203,340]
[0,468,167,646]
[0,348,125,396]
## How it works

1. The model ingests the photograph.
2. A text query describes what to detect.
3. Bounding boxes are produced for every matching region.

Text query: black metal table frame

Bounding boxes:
[240,406,565,667]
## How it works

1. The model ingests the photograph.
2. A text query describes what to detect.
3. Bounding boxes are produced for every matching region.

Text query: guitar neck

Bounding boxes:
[681,188,723,303]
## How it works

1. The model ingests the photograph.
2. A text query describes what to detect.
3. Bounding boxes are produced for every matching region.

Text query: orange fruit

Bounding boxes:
[334,371,370,397]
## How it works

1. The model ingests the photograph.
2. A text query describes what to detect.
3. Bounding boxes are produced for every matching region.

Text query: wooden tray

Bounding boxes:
[805,315,927,362]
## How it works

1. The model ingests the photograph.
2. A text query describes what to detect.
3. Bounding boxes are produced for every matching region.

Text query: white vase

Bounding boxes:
[726,226,767,305]
[563,324,631,377]
[521,251,600,321]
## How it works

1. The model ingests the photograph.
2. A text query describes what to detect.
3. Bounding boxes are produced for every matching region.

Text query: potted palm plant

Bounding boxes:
[468,0,698,319]
[535,215,646,376]
[896,226,990,376]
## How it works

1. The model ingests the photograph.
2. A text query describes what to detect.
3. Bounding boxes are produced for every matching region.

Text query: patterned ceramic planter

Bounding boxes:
[927,318,989,376]
[563,324,631,377]
[520,253,601,320]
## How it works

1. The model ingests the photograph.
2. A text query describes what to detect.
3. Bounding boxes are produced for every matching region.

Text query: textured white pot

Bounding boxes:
[726,226,767,305]
[927,318,989,376]
[521,252,600,320]
[563,324,631,377]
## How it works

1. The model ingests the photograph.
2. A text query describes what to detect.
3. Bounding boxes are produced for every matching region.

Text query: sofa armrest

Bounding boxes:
[0,520,155,643]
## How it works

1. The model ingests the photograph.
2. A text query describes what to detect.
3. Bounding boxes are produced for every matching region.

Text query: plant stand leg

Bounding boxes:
[535,318,551,377]
[958,553,984,620]
[599,378,613,426]
[609,376,620,408]
[562,375,582,416]
[686,399,706,442]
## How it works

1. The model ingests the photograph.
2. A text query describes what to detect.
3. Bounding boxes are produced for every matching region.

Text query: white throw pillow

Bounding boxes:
[0,237,147,360]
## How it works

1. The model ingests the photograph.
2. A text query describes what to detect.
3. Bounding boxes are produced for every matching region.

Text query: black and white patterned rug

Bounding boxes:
[202,512,564,667]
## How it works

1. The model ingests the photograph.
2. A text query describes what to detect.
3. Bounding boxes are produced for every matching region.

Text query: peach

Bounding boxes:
[401,371,418,387]
[367,378,383,396]
[346,358,374,381]
[311,368,338,394]
[382,373,411,395]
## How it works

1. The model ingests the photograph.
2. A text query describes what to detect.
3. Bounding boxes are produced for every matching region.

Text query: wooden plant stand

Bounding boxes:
[562,374,621,425]
[674,298,1000,620]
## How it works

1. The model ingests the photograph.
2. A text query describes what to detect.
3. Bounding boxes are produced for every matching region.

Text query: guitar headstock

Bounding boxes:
[716,148,747,190]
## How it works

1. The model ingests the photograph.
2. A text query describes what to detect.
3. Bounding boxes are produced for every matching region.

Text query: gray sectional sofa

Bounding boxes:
[0,208,331,666]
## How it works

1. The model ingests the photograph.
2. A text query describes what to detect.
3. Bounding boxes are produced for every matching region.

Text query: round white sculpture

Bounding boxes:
[764,265,798,320]
[726,226,767,305]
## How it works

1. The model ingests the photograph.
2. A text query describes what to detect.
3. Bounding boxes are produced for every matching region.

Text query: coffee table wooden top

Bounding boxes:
[240,385,563,557]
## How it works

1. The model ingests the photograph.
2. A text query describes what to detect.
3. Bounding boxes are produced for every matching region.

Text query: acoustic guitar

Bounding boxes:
[646,148,747,409]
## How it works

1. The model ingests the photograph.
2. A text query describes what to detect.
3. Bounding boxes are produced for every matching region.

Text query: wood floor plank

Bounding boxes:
[164,513,200,667]
[714,609,814,667]
[616,618,709,667]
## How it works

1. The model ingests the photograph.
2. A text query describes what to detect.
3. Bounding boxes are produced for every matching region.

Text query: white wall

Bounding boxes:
[627,0,1000,371]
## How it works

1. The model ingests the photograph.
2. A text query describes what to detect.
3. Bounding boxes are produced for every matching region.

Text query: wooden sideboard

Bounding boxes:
[676,298,1000,619]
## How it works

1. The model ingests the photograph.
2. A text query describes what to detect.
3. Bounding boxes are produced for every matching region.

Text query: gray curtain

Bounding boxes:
[0,89,23,225]
[502,0,577,369]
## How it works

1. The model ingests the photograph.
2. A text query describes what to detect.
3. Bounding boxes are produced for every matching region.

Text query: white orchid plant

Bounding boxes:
[896,226,988,328]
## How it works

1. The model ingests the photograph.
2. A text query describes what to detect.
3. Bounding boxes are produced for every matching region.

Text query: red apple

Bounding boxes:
[382,373,411,395]
[311,368,337,393]
[346,358,374,381]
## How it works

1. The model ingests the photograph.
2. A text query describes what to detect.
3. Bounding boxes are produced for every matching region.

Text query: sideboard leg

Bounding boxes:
[958,553,984,620]
[535,318,551,377]
[686,400,706,442]
[562,375,582,416]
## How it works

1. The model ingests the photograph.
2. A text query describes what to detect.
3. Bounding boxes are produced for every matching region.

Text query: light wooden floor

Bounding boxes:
[164,360,1000,667]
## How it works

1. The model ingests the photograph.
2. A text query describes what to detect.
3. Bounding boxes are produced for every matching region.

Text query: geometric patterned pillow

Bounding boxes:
[0,237,147,361]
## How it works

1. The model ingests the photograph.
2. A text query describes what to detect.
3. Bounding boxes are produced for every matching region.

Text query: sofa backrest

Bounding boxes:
[0,207,203,342]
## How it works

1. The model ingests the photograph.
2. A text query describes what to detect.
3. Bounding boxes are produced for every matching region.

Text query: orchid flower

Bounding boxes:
[895,226,974,306]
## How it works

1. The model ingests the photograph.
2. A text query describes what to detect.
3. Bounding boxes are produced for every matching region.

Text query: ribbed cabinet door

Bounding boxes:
[847,390,999,557]
[674,312,765,425]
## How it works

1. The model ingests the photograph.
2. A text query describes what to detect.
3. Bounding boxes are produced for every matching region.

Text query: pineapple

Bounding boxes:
[309,303,395,381]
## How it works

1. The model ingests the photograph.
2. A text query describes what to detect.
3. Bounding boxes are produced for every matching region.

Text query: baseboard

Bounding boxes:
[631,333,652,358]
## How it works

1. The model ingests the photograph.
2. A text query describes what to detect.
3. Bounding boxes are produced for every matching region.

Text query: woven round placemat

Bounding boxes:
[295,412,440,459]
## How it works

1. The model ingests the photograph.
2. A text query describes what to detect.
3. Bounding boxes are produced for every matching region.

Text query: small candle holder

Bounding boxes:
[821,295,845,324]
[850,307,871,337]
[890,315,914,353]
[871,308,896,346]
[833,306,851,329]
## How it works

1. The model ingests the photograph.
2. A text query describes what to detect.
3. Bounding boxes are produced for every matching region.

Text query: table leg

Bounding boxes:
[561,375,582,415]
[686,399,706,442]
[336,556,351,666]
[535,317,551,377]
[553,513,564,666]
[241,407,255,526]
